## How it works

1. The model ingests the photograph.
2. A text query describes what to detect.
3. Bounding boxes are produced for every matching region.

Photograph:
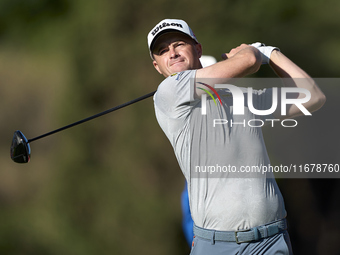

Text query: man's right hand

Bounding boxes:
[222,44,257,60]
[195,43,262,98]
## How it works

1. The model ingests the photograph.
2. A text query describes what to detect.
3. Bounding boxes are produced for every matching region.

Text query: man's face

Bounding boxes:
[152,32,202,77]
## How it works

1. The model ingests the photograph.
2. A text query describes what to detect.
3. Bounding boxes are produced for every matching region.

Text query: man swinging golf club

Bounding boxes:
[148,19,325,254]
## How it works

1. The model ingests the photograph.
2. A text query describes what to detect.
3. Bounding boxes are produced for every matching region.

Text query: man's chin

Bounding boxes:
[171,63,190,73]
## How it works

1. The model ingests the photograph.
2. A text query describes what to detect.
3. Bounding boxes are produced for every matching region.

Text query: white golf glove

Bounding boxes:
[250,42,280,64]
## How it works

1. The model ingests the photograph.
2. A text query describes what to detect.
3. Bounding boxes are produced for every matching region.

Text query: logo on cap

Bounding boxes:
[151,22,183,37]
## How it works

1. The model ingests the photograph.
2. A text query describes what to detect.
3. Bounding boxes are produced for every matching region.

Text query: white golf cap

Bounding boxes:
[147,19,199,58]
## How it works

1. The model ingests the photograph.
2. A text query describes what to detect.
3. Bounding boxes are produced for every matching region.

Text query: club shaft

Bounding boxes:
[28,91,156,143]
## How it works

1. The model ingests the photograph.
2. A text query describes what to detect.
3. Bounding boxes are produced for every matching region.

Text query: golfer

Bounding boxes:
[147,19,325,254]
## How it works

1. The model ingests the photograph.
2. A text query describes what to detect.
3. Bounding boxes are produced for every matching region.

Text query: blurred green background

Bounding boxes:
[1,0,340,254]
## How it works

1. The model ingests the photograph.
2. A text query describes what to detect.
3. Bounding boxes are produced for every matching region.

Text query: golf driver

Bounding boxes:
[10,90,156,164]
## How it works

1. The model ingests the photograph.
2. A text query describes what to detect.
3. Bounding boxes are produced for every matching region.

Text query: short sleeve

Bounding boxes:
[153,70,198,119]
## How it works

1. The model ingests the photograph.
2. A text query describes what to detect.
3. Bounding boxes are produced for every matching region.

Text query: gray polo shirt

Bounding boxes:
[153,70,286,231]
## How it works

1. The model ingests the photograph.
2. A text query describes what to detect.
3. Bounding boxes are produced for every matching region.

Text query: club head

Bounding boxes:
[10,130,31,163]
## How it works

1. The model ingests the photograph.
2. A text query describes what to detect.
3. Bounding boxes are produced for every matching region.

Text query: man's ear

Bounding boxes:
[153,60,163,75]
[195,43,203,58]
